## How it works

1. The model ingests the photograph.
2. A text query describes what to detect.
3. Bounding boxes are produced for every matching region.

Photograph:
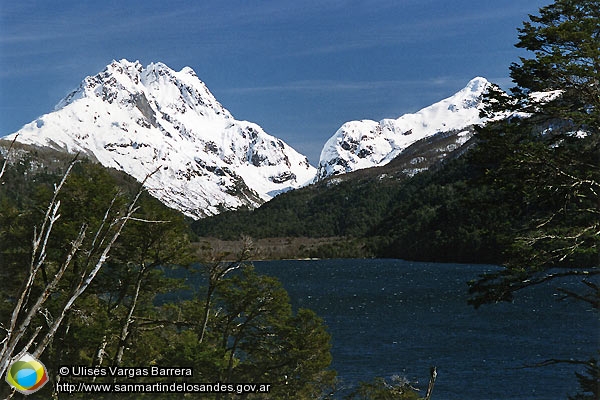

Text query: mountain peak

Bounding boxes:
[8,59,316,219]
[464,76,489,93]
[110,58,143,74]
[316,77,492,180]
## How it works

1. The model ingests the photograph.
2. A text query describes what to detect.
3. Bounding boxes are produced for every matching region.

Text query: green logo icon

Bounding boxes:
[5,353,49,395]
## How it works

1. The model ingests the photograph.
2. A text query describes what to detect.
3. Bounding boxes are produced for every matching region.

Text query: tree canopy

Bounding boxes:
[469,0,599,307]
[469,1,599,398]
[0,151,336,399]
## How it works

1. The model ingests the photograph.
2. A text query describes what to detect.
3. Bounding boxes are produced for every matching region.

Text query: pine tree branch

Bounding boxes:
[515,358,597,369]
[134,316,197,328]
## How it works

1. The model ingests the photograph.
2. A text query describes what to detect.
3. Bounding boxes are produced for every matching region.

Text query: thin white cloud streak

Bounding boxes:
[0,7,193,45]
[220,75,515,97]
[0,1,342,46]
[221,80,414,94]
[220,77,470,94]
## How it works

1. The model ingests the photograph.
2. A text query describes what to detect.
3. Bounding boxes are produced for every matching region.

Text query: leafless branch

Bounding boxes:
[135,316,197,328]
[198,236,254,344]
[0,135,18,182]
[122,217,171,224]
[557,169,600,190]
[0,163,160,377]
[517,269,600,294]
[0,223,86,376]
[0,157,80,376]
[33,169,158,359]
[89,193,120,252]
[517,223,599,244]
[556,280,600,309]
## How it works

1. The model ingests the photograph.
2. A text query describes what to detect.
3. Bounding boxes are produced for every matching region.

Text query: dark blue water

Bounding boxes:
[252,259,598,400]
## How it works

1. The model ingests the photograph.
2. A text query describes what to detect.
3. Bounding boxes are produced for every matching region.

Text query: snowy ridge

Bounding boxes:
[7,59,315,219]
[316,77,491,180]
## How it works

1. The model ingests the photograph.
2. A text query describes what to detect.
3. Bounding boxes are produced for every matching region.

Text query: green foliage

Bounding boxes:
[192,146,521,263]
[373,156,516,263]
[205,266,335,398]
[158,265,334,399]
[468,0,600,307]
[0,151,335,399]
[510,0,599,127]
[468,1,600,396]
[192,175,401,242]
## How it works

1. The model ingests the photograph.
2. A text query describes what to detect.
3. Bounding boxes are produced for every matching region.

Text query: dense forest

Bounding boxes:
[1,0,598,398]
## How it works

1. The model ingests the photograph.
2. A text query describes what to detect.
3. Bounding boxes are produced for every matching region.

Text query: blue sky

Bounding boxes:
[1,0,551,164]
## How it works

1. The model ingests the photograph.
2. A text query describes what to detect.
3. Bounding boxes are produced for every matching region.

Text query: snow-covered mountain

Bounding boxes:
[7,59,315,219]
[316,77,491,180]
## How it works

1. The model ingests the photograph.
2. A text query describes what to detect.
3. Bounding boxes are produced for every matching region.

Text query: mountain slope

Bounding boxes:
[316,77,490,180]
[7,59,315,219]
[191,125,483,244]
[192,126,597,262]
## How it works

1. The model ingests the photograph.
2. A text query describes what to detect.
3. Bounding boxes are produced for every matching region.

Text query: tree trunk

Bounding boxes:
[113,266,145,368]
[425,366,437,400]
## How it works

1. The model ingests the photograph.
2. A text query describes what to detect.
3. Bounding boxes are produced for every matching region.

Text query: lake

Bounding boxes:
[250,259,598,400]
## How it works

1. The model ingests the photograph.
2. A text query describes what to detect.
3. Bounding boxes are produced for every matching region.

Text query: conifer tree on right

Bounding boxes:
[469,1,599,398]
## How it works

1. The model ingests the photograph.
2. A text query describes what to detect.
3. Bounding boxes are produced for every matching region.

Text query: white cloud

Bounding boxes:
[219,77,483,94]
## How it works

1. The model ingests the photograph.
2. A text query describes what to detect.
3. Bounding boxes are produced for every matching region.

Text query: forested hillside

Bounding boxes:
[192,128,598,264]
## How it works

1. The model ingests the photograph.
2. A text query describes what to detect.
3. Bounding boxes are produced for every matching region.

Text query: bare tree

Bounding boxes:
[0,136,18,182]
[0,157,158,380]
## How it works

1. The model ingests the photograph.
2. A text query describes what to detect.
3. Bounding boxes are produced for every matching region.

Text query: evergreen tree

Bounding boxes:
[469,0,599,307]
[209,266,335,399]
[482,0,599,129]
[469,1,599,397]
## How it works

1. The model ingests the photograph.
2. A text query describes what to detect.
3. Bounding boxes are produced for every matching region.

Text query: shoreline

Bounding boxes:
[193,236,371,262]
